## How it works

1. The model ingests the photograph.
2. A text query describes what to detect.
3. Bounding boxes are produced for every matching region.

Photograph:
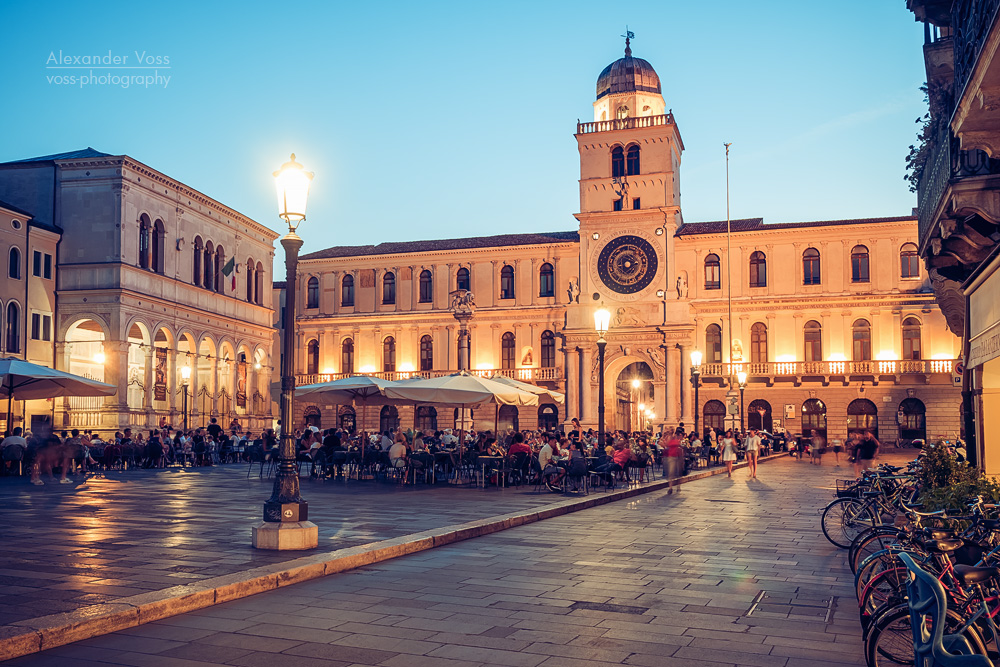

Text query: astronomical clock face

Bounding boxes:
[594,233,659,296]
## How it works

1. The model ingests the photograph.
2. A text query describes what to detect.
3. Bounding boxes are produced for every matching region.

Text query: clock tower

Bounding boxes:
[564,36,691,434]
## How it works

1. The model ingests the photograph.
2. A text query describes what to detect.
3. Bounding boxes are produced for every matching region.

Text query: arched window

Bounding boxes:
[611,146,625,178]
[383,336,396,372]
[501,332,516,369]
[902,317,922,360]
[306,276,319,309]
[456,267,470,291]
[801,398,827,437]
[339,406,356,433]
[341,274,354,307]
[498,405,519,431]
[203,241,214,290]
[341,338,354,375]
[706,324,723,363]
[537,404,559,432]
[749,251,766,288]
[804,320,822,362]
[626,144,640,175]
[8,247,20,280]
[420,334,433,371]
[193,236,203,286]
[851,245,870,283]
[5,302,19,353]
[246,259,255,302]
[899,398,926,442]
[538,263,554,297]
[380,405,400,432]
[847,398,878,438]
[416,406,437,432]
[704,254,721,290]
[540,330,556,367]
[803,248,821,285]
[419,269,433,303]
[382,271,396,304]
[747,399,772,432]
[852,319,872,361]
[255,262,264,305]
[152,219,165,273]
[750,322,767,363]
[307,339,319,375]
[214,246,225,292]
[138,215,150,269]
[704,400,726,435]
[500,265,515,300]
[900,243,919,278]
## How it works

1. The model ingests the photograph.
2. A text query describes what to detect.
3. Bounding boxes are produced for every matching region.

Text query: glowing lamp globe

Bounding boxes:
[690,349,703,368]
[273,154,314,228]
[594,308,611,339]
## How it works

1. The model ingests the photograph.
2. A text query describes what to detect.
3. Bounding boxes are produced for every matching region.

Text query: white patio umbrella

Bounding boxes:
[488,374,565,404]
[383,372,538,460]
[0,357,117,431]
[295,375,403,456]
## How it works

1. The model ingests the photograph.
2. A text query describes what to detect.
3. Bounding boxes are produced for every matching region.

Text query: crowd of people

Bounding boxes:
[0,413,885,489]
[0,418,279,485]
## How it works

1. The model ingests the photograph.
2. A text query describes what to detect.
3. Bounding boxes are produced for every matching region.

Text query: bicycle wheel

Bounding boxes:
[865,604,987,667]
[858,567,908,628]
[856,548,915,601]
[851,529,902,575]
[822,497,875,549]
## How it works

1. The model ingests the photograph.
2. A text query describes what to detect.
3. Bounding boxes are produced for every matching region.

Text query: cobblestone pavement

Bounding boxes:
[0,464,609,627]
[10,450,917,666]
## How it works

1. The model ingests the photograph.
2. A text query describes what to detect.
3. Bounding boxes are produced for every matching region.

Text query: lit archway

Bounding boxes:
[615,360,653,432]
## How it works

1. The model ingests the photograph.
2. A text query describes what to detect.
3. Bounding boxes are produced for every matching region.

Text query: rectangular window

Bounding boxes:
[31,313,40,340]
[613,198,623,211]
[32,251,41,277]
[632,198,641,210]
[43,315,51,341]
[44,253,52,279]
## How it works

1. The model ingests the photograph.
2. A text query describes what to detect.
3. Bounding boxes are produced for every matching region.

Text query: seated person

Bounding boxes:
[388,438,408,469]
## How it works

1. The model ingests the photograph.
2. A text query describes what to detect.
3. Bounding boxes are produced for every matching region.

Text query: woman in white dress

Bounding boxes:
[721,429,738,478]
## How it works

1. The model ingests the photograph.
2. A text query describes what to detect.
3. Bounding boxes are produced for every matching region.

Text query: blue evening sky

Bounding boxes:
[2,1,927,257]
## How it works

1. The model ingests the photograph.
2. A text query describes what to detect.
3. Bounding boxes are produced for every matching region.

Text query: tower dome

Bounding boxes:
[596,37,661,100]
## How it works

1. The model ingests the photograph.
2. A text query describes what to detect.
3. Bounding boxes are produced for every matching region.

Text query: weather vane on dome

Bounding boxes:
[622,27,634,56]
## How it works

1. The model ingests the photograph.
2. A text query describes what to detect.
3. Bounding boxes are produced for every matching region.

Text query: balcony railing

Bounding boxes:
[296,366,563,386]
[699,359,955,378]
[576,112,675,135]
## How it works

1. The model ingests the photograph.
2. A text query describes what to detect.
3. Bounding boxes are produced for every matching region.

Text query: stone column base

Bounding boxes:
[251,521,319,550]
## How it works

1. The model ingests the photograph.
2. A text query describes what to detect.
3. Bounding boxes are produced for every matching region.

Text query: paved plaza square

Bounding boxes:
[3,451,907,666]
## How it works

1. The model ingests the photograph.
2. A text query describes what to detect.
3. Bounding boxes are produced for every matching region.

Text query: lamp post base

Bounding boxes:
[252,520,318,550]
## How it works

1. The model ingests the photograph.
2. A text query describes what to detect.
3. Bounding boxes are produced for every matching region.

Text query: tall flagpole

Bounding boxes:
[724,143,733,384]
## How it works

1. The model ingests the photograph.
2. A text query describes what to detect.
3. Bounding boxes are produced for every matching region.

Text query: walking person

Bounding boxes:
[721,429,737,478]
[830,436,843,466]
[744,427,761,479]
[809,429,825,466]
[664,428,685,493]
[854,430,880,476]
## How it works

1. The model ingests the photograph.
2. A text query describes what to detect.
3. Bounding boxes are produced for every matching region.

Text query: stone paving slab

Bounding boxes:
[6,450,915,665]
[0,454,783,660]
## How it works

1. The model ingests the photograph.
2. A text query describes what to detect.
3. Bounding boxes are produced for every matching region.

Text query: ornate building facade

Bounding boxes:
[906,1,1000,471]
[0,149,278,433]
[289,41,963,443]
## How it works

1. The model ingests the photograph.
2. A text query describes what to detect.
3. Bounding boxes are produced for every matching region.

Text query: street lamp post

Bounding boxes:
[594,308,611,450]
[690,350,702,439]
[180,365,191,431]
[737,370,747,436]
[253,154,318,551]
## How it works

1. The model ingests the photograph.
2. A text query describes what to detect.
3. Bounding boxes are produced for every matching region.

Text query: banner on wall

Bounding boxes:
[154,347,167,401]
[236,361,247,409]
